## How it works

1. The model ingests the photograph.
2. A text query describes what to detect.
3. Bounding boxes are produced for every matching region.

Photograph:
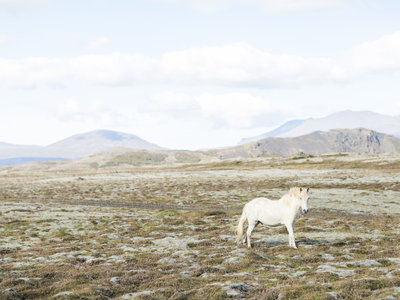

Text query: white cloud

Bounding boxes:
[0,53,158,88]
[146,92,200,115]
[1,31,400,89]
[141,91,290,129]
[70,53,158,86]
[0,57,67,89]
[347,31,400,74]
[57,99,112,123]
[196,92,286,128]
[84,37,110,52]
[55,99,147,135]
[161,43,335,86]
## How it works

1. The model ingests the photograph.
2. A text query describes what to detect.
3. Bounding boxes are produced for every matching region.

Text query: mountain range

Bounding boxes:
[34,128,400,169]
[239,110,400,144]
[2,128,400,169]
[2,110,400,167]
[0,130,163,167]
[219,128,400,159]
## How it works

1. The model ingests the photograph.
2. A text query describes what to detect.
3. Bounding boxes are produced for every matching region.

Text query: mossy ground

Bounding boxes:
[1,153,400,299]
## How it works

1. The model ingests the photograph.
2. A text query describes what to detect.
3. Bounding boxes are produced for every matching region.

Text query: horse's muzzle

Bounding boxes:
[302,209,309,214]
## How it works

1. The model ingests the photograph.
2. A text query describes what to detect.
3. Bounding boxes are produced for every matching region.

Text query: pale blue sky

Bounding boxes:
[1,0,400,149]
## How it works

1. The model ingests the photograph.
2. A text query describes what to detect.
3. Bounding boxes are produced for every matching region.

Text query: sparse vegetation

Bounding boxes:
[174,151,202,163]
[104,151,167,167]
[292,152,315,160]
[1,153,400,299]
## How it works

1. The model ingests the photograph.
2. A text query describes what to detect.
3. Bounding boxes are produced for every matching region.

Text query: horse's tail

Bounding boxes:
[236,206,247,242]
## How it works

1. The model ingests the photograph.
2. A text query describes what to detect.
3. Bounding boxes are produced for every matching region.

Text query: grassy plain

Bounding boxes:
[1,153,400,299]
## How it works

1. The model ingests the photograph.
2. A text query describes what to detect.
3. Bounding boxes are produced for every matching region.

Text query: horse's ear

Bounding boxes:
[307,187,310,193]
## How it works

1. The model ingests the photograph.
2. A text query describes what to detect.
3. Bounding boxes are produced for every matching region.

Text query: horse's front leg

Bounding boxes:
[285,223,297,249]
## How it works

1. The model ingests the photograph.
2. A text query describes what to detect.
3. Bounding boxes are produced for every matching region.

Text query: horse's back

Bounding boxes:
[247,197,277,206]
[245,197,282,225]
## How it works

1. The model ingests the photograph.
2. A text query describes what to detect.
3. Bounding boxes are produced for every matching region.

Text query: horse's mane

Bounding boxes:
[288,187,302,197]
[280,187,301,206]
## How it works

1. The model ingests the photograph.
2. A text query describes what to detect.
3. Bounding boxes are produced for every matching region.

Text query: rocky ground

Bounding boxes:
[1,153,400,299]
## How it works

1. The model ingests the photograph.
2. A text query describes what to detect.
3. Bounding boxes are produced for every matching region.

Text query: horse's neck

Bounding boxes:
[281,194,301,213]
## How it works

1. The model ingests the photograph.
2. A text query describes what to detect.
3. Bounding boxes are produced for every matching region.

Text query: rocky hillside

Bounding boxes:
[66,128,400,167]
[221,128,400,158]
[240,110,400,143]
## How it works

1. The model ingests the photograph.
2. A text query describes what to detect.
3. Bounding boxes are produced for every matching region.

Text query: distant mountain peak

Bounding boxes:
[98,130,125,141]
[239,110,400,144]
[0,129,165,164]
[239,118,310,144]
[46,129,164,158]
[72,130,138,142]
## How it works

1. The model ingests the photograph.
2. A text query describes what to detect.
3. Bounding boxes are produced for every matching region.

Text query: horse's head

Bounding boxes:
[299,187,310,214]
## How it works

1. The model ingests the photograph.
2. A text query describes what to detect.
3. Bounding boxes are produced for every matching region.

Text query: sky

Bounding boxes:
[1,0,400,150]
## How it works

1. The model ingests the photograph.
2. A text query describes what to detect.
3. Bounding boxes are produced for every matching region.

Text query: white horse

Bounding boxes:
[236,187,310,249]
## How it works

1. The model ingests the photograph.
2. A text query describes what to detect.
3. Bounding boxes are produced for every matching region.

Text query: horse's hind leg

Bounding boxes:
[240,227,247,245]
[246,220,258,248]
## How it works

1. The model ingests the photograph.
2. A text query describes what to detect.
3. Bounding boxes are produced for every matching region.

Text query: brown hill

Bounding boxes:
[218,128,400,159]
